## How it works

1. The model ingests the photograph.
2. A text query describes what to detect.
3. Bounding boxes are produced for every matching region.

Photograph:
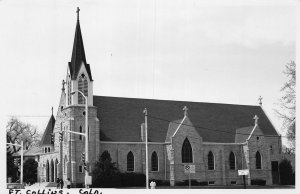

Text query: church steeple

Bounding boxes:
[68,7,93,81]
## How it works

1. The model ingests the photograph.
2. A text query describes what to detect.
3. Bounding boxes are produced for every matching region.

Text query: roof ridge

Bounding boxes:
[93,95,259,107]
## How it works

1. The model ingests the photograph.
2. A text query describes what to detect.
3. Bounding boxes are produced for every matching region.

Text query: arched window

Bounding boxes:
[83,79,88,97]
[78,74,88,104]
[79,126,82,140]
[229,152,236,170]
[182,138,193,163]
[127,151,134,171]
[151,152,158,171]
[48,147,50,153]
[208,151,214,170]
[256,151,262,169]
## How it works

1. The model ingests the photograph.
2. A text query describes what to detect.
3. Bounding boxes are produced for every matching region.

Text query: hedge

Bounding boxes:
[251,179,266,186]
[91,173,145,188]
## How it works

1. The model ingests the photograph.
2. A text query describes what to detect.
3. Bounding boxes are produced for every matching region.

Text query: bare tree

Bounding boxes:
[6,117,41,153]
[275,61,295,150]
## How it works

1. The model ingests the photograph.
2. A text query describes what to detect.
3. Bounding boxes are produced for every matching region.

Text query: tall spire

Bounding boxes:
[68,7,93,81]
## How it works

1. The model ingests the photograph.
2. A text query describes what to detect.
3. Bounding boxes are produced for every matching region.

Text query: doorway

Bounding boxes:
[271,161,279,184]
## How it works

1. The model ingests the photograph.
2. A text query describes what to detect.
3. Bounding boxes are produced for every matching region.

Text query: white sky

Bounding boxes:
[0,0,297,147]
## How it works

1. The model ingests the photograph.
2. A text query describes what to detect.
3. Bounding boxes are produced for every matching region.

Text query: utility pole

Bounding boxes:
[85,94,89,189]
[143,108,149,189]
[71,90,90,188]
[20,141,23,185]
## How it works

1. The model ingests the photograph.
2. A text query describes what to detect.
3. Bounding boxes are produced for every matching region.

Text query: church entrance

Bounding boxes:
[271,161,279,184]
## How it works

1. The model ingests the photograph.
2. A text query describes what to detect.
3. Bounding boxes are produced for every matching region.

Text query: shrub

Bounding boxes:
[92,151,120,188]
[175,181,186,186]
[279,159,295,185]
[199,181,208,186]
[150,180,170,186]
[251,179,266,186]
[175,179,200,186]
[120,173,145,187]
[23,158,38,184]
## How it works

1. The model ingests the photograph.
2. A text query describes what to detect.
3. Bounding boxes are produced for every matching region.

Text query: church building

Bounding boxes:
[37,8,282,187]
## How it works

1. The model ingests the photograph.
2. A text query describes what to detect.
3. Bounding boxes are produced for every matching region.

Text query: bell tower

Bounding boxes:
[66,7,94,107]
[58,7,100,185]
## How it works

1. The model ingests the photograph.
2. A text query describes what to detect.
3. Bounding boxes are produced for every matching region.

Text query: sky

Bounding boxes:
[0,0,297,148]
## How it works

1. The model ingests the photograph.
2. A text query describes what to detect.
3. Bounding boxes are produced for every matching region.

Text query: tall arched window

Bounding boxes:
[229,152,236,170]
[256,151,262,169]
[78,74,88,104]
[182,138,193,163]
[151,151,158,171]
[208,151,214,170]
[127,151,134,171]
[79,126,82,140]
[83,79,88,96]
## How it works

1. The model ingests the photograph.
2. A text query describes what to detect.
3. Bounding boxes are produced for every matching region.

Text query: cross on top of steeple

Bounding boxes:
[253,115,259,125]
[258,96,263,106]
[51,107,53,115]
[183,106,188,117]
[76,7,80,21]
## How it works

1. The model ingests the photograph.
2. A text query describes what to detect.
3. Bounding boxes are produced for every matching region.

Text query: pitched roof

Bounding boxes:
[235,126,253,143]
[165,116,197,142]
[165,118,182,142]
[39,115,55,146]
[14,146,42,157]
[68,19,93,81]
[93,96,279,143]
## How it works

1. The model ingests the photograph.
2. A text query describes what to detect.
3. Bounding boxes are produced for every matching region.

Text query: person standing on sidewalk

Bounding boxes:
[60,179,64,189]
[150,180,156,189]
[66,178,71,189]
[56,178,60,189]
